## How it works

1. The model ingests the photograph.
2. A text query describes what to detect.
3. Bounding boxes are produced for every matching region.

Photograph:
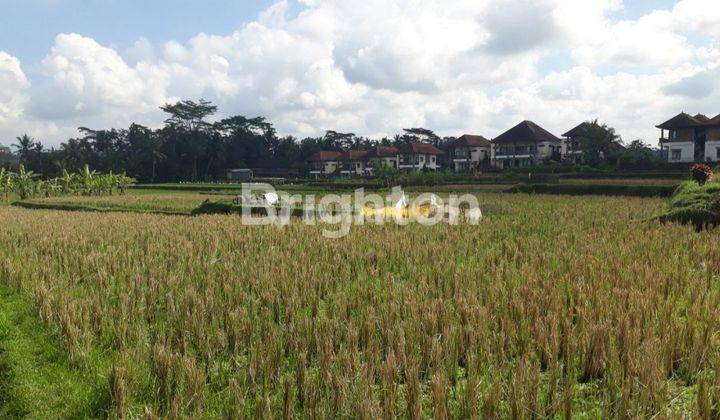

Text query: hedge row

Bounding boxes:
[508,183,677,197]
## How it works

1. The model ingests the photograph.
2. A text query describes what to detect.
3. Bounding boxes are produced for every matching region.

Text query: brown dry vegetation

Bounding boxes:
[1,193,719,417]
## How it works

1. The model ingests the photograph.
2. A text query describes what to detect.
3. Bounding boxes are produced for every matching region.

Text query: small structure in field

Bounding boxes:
[226,169,253,182]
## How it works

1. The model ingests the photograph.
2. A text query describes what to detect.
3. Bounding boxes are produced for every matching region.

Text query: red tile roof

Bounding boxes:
[493,120,561,144]
[449,134,491,148]
[307,151,342,162]
[399,142,443,155]
[365,145,399,158]
[341,150,369,161]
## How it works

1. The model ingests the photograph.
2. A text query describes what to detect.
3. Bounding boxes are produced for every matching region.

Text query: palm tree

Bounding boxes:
[12,134,36,165]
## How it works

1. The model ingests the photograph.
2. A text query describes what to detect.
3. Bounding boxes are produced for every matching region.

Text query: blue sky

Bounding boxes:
[0,0,278,64]
[0,0,718,146]
[0,0,674,65]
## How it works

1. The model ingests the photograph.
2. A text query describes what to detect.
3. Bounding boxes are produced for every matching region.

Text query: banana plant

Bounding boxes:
[16,164,39,200]
[59,169,77,195]
[116,173,135,195]
[78,164,98,196]
[0,168,15,202]
[43,178,61,198]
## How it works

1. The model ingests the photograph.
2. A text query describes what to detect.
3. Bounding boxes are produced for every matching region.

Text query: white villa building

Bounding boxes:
[308,151,343,177]
[446,134,492,172]
[658,112,720,163]
[492,120,563,169]
[398,142,443,172]
[307,142,442,177]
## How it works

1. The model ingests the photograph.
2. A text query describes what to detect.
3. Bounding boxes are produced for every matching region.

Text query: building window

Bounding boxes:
[431,156,436,163]
[671,149,681,160]
[716,148,720,159]
[414,156,420,164]
[669,130,678,140]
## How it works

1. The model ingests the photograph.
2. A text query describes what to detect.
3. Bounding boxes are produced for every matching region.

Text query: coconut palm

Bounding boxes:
[12,134,36,165]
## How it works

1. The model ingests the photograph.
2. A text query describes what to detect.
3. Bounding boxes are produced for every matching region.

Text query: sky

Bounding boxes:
[0,0,718,148]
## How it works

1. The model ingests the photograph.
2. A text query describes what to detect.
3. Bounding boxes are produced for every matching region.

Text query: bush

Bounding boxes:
[191,200,238,215]
[691,163,713,185]
[659,181,720,230]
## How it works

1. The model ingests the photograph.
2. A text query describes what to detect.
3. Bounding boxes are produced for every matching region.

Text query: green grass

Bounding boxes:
[15,191,235,215]
[659,181,720,229]
[0,283,101,418]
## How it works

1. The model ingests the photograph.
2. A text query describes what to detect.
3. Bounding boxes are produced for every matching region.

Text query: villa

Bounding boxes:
[561,122,591,163]
[308,151,342,176]
[657,112,720,163]
[492,120,562,169]
[397,142,443,172]
[446,134,492,172]
[364,145,400,173]
[340,150,369,176]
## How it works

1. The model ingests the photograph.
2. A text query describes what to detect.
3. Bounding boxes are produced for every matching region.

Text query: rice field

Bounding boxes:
[1,192,719,418]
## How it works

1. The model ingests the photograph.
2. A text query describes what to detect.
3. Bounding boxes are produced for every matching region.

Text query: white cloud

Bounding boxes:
[673,0,720,38]
[0,51,29,122]
[2,0,719,147]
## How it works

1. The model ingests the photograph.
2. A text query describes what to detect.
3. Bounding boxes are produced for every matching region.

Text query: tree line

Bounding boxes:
[1,100,454,182]
[1,100,662,182]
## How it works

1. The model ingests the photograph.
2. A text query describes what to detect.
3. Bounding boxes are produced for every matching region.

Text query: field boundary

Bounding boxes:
[508,183,677,197]
[12,200,191,216]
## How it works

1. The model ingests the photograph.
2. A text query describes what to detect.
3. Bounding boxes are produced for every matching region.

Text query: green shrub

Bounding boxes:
[659,181,720,230]
[191,200,239,215]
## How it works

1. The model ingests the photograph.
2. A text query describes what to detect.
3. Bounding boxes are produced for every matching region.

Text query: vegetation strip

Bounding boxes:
[508,183,677,197]
[13,200,191,216]
[0,283,101,418]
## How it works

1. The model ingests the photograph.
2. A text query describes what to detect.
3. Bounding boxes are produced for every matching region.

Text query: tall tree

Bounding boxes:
[579,120,622,166]
[401,128,441,146]
[12,134,36,165]
[160,99,218,181]
[617,140,657,169]
[323,131,356,151]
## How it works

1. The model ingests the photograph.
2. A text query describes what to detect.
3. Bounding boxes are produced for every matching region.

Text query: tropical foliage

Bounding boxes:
[0,164,134,202]
[2,100,451,183]
[660,180,720,230]
[691,163,713,185]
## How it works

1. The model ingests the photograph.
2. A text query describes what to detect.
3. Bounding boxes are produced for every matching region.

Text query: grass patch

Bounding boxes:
[0,283,101,418]
[658,181,720,230]
[14,192,233,215]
